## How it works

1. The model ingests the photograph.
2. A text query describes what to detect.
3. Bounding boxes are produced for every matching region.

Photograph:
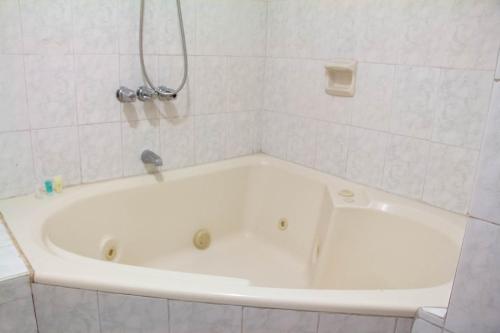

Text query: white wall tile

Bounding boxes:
[160,117,194,170]
[264,58,328,120]
[25,55,76,129]
[423,143,478,213]
[314,122,349,177]
[99,292,168,333]
[0,131,34,198]
[157,0,197,56]
[227,57,265,113]
[118,0,157,54]
[356,0,403,64]
[346,127,389,188]
[194,114,227,164]
[79,123,122,182]
[0,0,23,54]
[311,0,359,60]
[261,111,289,160]
[31,127,81,185]
[290,60,328,119]
[169,300,242,333]
[445,218,500,333]
[72,0,118,54]
[193,56,227,115]
[399,1,453,68]
[286,116,317,167]
[470,82,500,224]
[243,307,318,333]
[20,0,73,54]
[197,0,266,57]
[433,69,493,149]
[76,55,120,124]
[0,55,29,132]
[395,318,414,333]
[390,66,440,140]
[0,276,32,305]
[350,63,395,132]
[383,135,429,199]
[0,224,10,248]
[226,112,259,159]
[263,58,294,114]
[0,246,28,279]
[495,48,500,80]
[411,319,442,333]
[33,284,100,333]
[266,1,318,59]
[439,1,500,70]
[0,297,37,333]
[122,120,160,176]
[318,312,396,333]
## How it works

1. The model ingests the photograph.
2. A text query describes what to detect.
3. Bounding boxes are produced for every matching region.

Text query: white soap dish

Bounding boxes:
[325,60,357,97]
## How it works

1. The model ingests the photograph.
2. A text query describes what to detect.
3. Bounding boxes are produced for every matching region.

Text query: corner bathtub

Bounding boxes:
[0,154,466,317]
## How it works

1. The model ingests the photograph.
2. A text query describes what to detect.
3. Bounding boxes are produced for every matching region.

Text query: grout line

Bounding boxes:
[315,311,321,333]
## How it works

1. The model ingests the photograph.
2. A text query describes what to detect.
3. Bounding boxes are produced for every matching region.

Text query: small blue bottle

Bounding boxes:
[44,180,54,194]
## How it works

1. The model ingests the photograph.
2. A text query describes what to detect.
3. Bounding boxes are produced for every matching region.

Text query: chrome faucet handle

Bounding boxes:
[136,86,156,102]
[157,86,177,101]
[116,86,137,103]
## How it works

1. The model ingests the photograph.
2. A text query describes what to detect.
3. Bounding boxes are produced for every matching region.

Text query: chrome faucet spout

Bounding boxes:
[141,150,163,167]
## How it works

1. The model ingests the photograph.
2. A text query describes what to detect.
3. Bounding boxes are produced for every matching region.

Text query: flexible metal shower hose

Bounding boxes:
[139,0,188,97]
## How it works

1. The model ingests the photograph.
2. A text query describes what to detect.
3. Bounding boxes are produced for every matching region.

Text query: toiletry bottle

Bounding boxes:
[53,176,63,193]
[44,180,53,194]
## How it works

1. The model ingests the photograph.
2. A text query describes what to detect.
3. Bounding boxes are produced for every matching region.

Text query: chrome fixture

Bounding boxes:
[116,87,136,103]
[136,86,156,102]
[139,0,188,100]
[141,150,163,167]
[157,86,177,101]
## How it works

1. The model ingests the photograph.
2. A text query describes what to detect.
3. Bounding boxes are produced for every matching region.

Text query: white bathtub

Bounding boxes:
[0,154,466,317]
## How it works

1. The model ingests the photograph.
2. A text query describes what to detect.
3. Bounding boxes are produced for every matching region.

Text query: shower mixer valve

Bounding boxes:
[116,86,137,103]
[157,86,177,101]
[136,86,156,102]
[116,85,178,103]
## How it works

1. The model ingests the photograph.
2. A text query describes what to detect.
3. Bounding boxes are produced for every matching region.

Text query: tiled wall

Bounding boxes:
[0,0,266,199]
[441,71,500,332]
[30,283,413,333]
[1,0,499,216]
[0,223,28,281]
[262,0,500,214]
[0,276,37,333]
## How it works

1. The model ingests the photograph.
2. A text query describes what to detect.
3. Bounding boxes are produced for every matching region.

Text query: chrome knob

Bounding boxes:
[158,86,177,101]
[116,86,136,103]
[136,86,156,102]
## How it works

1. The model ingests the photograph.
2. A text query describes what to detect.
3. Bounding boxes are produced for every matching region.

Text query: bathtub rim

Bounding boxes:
[0,154,467,317]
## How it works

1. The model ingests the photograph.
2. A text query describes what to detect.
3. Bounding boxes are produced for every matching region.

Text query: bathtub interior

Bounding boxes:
[44,163,462,291]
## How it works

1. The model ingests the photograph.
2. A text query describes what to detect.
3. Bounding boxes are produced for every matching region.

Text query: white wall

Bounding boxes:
[1,0,499,216]
[262,0,500,214]
[0,0,266,198]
